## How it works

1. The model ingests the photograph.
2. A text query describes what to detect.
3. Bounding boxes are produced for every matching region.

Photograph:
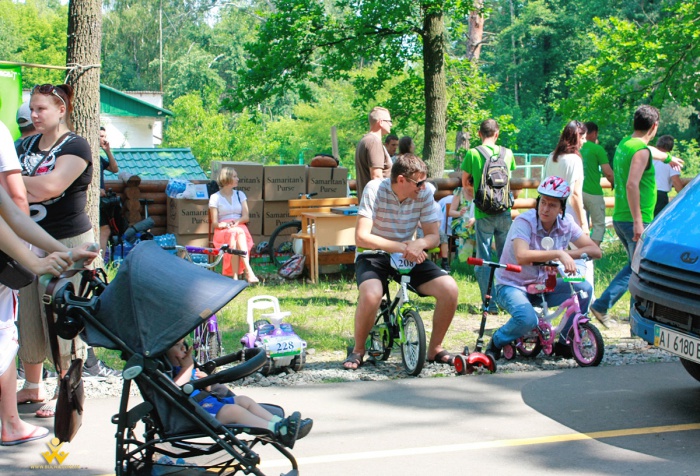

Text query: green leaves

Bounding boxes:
[561,1,700,129]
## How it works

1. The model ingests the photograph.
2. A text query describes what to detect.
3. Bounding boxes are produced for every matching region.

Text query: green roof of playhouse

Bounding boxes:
[104,148,207,181]
[100,84,173,118]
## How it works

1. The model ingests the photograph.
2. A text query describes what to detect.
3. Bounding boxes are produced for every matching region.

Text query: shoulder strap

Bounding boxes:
[475,146,493,162]
[44,270,82,374]
[28,132,73,176]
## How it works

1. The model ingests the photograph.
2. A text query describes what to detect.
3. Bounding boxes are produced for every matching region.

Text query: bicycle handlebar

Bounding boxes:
[123,217,155,244]
[468,257,522,273]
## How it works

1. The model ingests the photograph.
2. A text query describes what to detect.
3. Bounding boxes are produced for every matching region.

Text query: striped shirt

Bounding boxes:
[358,178,441,242]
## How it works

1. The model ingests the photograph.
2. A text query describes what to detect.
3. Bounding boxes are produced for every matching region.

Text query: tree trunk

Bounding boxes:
[65,0,102,243]
[467,0,485,62]
[422,10,447,178]
[509,0,519,106]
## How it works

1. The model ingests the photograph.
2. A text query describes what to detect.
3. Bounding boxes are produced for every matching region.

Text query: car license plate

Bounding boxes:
[654,325,700,364]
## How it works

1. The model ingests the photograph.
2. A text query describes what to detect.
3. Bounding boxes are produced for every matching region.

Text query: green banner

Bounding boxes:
[0,65,23,140]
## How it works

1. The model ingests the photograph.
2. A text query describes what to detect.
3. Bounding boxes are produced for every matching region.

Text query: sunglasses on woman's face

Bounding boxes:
[31,84,66,108]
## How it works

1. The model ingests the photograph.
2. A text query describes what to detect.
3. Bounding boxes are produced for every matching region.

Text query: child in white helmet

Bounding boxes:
[485,176,602,360]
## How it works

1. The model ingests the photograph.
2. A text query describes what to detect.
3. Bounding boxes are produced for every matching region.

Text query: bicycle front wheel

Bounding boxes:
[197,327,222,362]
[267,220,302,268]
[400,310,426,376]
[568,322,604,367]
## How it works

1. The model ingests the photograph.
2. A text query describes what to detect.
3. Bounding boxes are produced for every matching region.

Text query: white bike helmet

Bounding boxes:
[538,176,571,199]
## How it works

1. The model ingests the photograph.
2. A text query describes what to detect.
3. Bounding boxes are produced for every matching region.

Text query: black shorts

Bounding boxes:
[355,253,447,296]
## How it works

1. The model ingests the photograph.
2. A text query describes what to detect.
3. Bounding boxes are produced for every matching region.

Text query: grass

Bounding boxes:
[93,240,631,371]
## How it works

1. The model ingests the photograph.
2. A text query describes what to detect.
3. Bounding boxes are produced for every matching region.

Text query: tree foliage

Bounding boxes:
[236,0,477,177]
[0,0,67,85]
[560,1,700,128]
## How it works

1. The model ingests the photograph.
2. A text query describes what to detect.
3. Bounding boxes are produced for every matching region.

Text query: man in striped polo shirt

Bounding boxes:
[343,154,459,370]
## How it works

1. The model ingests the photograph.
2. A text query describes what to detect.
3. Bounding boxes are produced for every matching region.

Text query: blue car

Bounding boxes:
[629,173,700,381]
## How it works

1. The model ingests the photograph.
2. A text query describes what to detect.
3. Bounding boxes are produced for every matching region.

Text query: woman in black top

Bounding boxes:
[15,84,96,418]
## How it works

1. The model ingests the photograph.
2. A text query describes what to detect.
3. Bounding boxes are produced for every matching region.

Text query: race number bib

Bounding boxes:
[262,335,303,358]
[390,252,416,272]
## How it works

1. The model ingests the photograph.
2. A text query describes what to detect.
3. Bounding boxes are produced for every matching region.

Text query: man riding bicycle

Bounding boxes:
[343,154,459,370]
[486,176,602,360]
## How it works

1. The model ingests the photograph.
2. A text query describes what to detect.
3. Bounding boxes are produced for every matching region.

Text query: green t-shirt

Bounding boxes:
[460,144,516,220]
[612,136,656,223]
[580,141,609,196]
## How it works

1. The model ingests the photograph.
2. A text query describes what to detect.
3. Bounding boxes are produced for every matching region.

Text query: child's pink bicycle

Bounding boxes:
[501,256,605,367]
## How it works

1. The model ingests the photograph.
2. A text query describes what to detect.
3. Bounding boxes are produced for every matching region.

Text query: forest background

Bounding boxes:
[1,0,698,179]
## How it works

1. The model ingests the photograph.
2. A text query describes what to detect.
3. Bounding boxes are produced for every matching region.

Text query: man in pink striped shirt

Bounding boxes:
[343,154,459,370]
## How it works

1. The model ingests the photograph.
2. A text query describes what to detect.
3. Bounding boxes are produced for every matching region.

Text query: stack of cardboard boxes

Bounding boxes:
[166,161,349,250]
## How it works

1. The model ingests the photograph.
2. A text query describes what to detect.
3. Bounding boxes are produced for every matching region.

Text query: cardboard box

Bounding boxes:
[167,197,210,234]
[246,199,263,235]
[263,201,294,235]
[264,165,307,201]
[211,161,264,200]
[173,233,210,248]
[307,167,349,198]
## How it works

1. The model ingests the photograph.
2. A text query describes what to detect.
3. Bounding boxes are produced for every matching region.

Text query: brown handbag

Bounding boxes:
[54,358,85,443]
[44,274,86,443]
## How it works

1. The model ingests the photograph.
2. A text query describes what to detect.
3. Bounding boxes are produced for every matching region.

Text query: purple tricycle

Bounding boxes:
[241,295,307,375]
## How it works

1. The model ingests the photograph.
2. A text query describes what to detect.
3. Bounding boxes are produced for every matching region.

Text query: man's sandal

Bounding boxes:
[427,350,455,366]
[342,352,364,370]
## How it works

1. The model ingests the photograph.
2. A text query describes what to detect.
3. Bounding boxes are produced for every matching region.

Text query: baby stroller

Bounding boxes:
[47,241,300,475]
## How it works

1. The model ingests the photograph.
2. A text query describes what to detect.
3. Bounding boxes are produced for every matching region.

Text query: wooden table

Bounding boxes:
[300,212,357,283]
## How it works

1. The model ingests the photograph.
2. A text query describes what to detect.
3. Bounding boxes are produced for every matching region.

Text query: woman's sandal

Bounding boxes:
[35,387,59,418]
[16,381,46,404]
[35,399,56,419]
[427,350,455,366]
[342,352,364,370]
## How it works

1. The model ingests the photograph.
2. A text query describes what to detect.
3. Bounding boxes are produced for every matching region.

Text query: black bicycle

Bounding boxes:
[265,192,318,268]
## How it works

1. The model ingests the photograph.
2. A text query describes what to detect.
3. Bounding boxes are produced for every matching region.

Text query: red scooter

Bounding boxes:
[454,257,521,375]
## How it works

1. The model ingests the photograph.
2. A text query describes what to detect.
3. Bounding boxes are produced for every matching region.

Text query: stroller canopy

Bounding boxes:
[86,241,248,357]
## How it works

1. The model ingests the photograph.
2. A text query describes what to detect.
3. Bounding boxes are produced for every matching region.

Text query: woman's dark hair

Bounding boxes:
[398,136,414,155]
[552,120,587,162]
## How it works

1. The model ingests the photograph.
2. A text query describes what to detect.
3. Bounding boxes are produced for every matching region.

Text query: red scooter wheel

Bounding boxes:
[454,354,468,375]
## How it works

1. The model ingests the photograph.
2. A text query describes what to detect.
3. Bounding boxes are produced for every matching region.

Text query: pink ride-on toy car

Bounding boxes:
[241,296,307,376]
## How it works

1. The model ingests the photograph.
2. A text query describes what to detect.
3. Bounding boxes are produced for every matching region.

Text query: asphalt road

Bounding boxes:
[4,361,700,475]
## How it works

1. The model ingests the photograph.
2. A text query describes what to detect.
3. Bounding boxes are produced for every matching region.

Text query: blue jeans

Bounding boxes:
[474,211,512,311]
[591,221,645,314]
[493,280,593,348]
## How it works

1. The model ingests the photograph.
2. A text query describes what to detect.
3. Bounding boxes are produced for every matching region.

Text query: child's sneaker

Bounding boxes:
[274,411,301,449]
[297,418,313,440]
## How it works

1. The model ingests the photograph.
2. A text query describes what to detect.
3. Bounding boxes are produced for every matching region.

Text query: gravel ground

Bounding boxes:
[20,333,679,400]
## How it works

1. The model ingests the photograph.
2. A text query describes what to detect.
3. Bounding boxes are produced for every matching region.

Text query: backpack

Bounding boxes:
[278,254,306,279]
[473,145,514,215]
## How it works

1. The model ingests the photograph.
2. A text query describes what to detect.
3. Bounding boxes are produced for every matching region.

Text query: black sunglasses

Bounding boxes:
[405,176,427,188]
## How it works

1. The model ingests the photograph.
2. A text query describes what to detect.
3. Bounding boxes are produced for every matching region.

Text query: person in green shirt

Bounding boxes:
[581,122,614,246]
[460,119,516,313]
[589,105,683,327]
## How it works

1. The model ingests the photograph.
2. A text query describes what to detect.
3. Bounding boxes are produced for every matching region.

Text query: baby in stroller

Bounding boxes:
[166,338,312,448]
